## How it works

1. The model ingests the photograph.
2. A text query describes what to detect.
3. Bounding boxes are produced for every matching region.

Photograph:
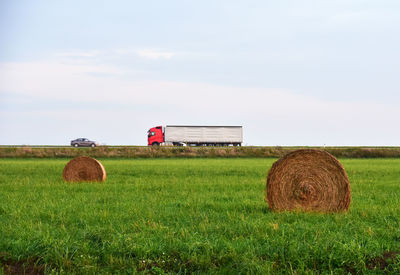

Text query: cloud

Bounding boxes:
[0,61,124,95]
[1,59,399,145]
[0,59,395,118]
[136,49,175,60]
[53,48,178,60]
[54,50,104,58]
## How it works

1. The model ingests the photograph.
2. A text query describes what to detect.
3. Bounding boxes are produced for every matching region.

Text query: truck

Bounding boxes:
[147,125,243,146]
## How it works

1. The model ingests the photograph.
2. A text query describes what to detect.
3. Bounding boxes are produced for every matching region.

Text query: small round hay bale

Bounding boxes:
[266,149,350,212]
[63,156,106,182]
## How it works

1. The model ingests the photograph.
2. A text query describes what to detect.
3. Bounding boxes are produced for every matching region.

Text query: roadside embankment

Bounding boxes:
[1,146,400,158]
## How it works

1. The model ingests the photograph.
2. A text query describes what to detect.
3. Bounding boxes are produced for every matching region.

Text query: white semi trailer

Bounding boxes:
[147,125,243,146]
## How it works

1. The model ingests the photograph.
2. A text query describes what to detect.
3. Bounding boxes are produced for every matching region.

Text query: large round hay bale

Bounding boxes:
[63,156,106,182]
[266,149,350,212]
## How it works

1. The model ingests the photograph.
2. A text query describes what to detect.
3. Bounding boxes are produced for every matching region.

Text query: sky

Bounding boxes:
[1,0,399,146]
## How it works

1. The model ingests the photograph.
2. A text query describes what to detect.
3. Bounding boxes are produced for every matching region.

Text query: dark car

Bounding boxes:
[70,138,97,147]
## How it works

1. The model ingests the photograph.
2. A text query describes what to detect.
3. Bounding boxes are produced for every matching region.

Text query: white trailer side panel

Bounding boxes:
[165,126,242,143]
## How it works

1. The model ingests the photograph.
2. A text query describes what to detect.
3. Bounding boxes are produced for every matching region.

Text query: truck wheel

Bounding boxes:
[74,144,79,147]
[152,142,160,146]
[91,143,96,147]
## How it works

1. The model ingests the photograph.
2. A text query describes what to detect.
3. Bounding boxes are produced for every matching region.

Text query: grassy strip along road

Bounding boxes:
[1,146,400,158]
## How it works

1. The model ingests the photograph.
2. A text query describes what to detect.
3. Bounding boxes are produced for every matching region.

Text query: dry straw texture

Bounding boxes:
[266,149,351,212]
[63,156,106,182]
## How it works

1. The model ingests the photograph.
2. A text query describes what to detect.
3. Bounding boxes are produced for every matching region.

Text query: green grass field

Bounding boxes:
[0,158,400,274]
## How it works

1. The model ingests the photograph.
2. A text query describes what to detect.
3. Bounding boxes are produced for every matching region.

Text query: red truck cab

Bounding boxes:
[147,126,164,146]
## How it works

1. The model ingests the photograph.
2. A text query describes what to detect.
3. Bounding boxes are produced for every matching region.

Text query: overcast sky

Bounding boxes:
[1,0,399,146]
